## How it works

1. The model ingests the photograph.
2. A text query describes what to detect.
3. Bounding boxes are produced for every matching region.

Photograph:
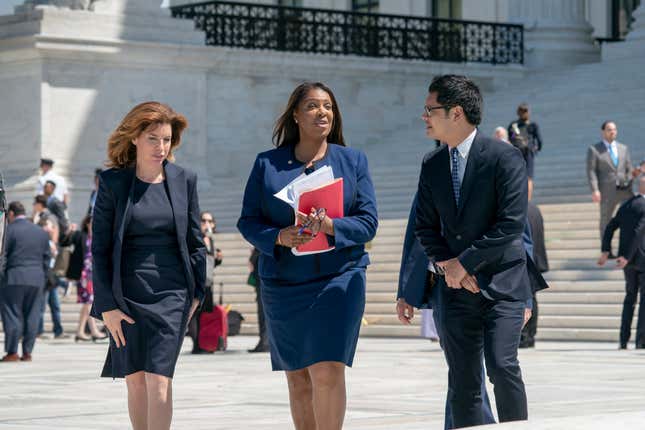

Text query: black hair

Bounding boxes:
[45,180,57,188]
[34,195,48,207]
[601,121,616,130]
[428,75,482,126]
[273,82,345,148]
[8,201,25,216]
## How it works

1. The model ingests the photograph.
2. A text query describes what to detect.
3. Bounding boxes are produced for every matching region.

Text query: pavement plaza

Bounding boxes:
[0,336,644,429]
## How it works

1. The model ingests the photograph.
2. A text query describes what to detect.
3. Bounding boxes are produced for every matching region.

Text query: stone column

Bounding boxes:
[0,0,208,221]
[509,0,599,69]
[603,4,645,60]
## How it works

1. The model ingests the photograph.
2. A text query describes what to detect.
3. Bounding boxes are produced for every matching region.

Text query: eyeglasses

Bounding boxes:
[201,219,214,224]
[424,105,450,117]
[298,208,326,236]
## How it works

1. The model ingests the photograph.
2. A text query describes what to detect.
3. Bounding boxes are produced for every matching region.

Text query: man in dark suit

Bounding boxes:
[508,103,543,201]
[587,121,634,240]
[0,202,50,362]
[598,175,645,349]
[520,201,549,348]
[414,75,532,427]
[397,194,497,430]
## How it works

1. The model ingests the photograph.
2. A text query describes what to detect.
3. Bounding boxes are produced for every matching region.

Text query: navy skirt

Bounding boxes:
[106,246,189,378]
[262,267,366,371]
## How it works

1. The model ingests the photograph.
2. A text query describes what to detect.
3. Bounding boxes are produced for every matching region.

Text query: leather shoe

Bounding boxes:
[619,344,627,350]
[248,343,270,353]
[1,353,20,362]
[20,353,32,362]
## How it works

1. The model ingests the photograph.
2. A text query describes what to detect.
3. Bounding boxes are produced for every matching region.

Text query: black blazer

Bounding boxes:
[527,201,549,273]
[415,131,531,302]
[602,195,645,269]
[1,218,50,288]
[90,161,207,320]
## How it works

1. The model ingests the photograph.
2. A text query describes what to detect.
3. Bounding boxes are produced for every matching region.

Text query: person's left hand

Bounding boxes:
[523,308,532,328]
[188,298,200,322]
[437,258,469,290]
[616,256,629,269]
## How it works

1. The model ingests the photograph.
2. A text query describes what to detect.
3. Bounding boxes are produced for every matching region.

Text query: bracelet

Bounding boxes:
[277,230,284,246]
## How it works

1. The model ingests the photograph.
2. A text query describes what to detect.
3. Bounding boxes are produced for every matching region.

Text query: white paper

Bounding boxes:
[273,165,334,210]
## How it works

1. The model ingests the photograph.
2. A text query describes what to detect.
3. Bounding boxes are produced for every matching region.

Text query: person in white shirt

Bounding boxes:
[37,158,69,207]
[587,121,635,240]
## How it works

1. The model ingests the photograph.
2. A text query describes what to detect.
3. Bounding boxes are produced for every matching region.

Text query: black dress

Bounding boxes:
[108,178,189,378]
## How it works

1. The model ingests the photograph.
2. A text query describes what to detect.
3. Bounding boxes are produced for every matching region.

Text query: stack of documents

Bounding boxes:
[274,166,344,256]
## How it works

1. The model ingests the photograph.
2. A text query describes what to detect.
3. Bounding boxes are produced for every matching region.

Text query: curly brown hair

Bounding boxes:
[106,102,188,168]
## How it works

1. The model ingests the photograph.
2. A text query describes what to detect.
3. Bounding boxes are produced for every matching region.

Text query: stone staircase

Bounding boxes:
[44,54,645,343]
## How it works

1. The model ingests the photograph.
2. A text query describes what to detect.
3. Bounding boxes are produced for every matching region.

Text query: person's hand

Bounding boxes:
[616,256,629,269]
[597,252,609,266]
[296,207,334,236]
[396,298,414,325]
[69,223,78,232]
[102,309,135,348]
[276,226,314,248]
[216,250,223,260]
[523,308,532,328]
[592,191,601,203]
[437,258,469,290]
[460,275,480,294]
[187,298,200,322]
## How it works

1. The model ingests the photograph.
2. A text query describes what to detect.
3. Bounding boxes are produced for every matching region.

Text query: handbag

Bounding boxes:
[53,246,72,277]
[246,272,258,287]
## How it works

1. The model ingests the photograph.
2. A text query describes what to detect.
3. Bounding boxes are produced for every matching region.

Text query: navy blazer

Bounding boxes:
[90,161,207,319]
[0,218,50,288]
[237,144,378,284]
[398,193,547,309]
[415,131,531,302]
[602,195,645,269]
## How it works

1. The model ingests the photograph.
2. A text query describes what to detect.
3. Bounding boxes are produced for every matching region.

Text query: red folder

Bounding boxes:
[294,178,344,255]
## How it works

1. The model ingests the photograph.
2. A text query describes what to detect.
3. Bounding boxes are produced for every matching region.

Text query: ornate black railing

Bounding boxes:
[171,1,524,65]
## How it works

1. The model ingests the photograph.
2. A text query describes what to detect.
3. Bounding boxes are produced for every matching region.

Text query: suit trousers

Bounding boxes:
[599,186,634,239]
[1,284,46,355]
[440,284,527,428]
[621,267,645,347]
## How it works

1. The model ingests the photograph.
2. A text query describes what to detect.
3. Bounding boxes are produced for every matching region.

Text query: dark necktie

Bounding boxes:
[451,147,461,205]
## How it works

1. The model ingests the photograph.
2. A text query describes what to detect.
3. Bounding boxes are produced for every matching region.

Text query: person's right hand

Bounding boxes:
[592,191,601,203]
[597,252,609,266]
[101,309,135,348]
[276,226,314,248]
[460,275,480,294]
[396,298,414,325]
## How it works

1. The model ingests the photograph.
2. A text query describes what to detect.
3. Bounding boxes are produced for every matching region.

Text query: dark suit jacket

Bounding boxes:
[415,131,531,302]
[90,161,207,320]
[46,196,68,234]
[0,217,50,288]
[602,195,645,269]
[527,201,548,273]
[399,193,546,309]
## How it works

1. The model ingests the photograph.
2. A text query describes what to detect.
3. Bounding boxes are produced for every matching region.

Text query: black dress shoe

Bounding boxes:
[619,344,627,350]
[248,344,270,353]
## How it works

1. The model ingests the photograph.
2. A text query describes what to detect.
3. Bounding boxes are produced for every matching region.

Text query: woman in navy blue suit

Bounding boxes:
[237,82,378,430]
[91,102,206,430]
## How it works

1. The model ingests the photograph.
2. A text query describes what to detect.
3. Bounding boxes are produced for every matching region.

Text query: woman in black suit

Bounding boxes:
[91,102,206,430]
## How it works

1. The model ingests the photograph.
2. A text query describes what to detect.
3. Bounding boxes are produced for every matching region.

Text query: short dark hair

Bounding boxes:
[40,158,54,167]
[517,103,529,113]
[94,168,103,178]
[45,180,57,188]
[8,201,25,216]
[601,120,616,130]
[34,195,48,207]
[428,75,482,126]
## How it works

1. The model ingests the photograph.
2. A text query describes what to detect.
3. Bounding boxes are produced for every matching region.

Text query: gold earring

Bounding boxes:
[294,119,298,124]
